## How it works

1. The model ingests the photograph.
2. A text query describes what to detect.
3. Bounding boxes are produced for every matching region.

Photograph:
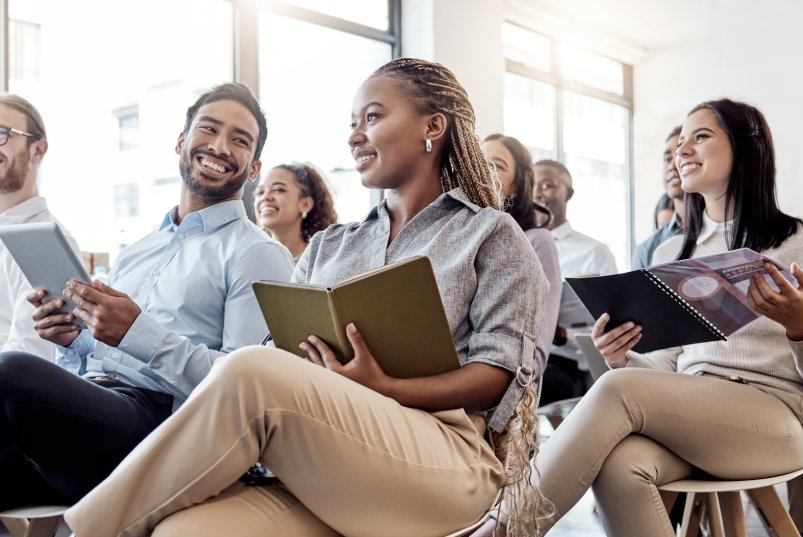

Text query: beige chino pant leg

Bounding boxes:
[66,346,503,537]
[534,368,803,537]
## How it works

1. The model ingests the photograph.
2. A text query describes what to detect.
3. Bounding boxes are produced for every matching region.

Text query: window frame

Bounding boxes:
[0,0,401,208]
[503,21,635,258]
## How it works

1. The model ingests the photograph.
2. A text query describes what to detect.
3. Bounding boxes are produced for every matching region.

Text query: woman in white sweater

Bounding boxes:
[478,98,803,537]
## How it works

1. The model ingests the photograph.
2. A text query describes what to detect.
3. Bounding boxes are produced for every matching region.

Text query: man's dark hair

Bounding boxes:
[183,83,268,161]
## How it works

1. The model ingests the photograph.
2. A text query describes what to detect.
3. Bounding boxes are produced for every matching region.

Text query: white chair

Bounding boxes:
[0,505,69,537]
[659,468,803,537]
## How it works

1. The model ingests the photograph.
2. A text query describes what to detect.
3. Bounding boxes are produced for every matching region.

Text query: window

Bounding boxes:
[7,0,234,264]
[3,0,399,263]
[112,183,140,219]
[503,23,633,270]
[114,106,140,151]
[258,12,393,223]
[9,19,41,83]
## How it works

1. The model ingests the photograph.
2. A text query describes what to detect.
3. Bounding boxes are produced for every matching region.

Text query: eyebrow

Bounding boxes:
[197,115,255,143]
[351,101,385,119]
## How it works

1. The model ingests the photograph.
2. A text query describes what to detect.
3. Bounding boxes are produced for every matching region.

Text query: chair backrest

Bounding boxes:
[575,335,610,384]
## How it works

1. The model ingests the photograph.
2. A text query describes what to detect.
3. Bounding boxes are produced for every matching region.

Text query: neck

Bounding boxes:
[702,193,730,223]
[384,175,443,243]
[549,214,567,230]
[0,181,37,214]
[266,225,308,260]
[177,188,239,224]
[673,197,685,221]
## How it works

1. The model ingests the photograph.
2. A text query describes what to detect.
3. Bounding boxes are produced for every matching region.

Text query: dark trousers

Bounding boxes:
[539,354,589,406]
[0,351,173,510]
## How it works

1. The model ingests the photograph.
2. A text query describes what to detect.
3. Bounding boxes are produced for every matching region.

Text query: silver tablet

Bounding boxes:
[0,221,90,329]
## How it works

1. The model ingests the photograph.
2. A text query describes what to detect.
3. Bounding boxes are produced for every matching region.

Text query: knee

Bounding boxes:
[0,352,53,396]
[212,346,295,382]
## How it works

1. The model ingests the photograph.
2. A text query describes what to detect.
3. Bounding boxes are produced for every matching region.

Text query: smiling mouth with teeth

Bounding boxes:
[199,157,229,174]
[356,155,376,164]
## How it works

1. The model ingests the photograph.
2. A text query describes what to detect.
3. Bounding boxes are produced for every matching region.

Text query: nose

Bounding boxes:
[675,138,692,158]
[348,127,365,148]
[208,135,231,156]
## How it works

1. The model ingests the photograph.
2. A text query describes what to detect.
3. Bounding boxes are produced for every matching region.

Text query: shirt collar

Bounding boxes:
[360,187,480,225]
[697,210,732,243]
[159,200,247,233]
[0,196,49,224]
[551,221,573,241]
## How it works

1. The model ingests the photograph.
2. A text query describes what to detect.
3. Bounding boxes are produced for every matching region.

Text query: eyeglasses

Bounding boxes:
[0,127,37,147]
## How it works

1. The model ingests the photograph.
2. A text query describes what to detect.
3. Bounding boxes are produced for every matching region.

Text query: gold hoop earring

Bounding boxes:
[425,138,432,153]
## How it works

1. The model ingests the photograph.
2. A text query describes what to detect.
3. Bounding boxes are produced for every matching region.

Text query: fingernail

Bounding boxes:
[626,322,634,329]
[347,323,356,333]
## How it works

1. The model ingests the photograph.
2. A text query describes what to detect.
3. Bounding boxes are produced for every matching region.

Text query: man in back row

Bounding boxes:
[0,95,80,359]
[0,84,294,509]
[533,159,617,404]
[632,126,684,269]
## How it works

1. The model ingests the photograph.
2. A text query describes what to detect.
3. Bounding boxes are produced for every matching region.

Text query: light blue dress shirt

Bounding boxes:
[58,200,294,410]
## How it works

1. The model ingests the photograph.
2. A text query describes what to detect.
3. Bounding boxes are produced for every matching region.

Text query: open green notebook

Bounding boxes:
[252,256,460,379]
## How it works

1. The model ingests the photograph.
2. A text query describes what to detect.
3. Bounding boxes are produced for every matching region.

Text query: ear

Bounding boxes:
[246,160,262,183]
[29,138,48,164]
[425,112,448,144]
[565,185,574,202]
[299,195,314,214]
[175,132,186,155]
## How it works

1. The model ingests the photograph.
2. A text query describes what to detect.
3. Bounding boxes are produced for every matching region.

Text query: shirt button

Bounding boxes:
[112,352,120,358]
[178,234,185,240]
[152,270,160,276]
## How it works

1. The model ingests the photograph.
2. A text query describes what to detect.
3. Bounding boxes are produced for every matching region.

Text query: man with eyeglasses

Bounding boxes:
[0,95,80,359]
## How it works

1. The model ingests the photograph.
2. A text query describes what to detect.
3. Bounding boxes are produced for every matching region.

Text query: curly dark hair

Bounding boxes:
[272,163,338,240]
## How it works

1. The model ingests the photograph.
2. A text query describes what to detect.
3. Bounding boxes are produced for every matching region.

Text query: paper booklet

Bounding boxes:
[566,248,798,353]
[252,255,460,379]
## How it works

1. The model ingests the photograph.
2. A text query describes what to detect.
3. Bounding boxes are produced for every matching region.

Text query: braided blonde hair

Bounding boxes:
[374,58,553,537]
[372,58,501,209]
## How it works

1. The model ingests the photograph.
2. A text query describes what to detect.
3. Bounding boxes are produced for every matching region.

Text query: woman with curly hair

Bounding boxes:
[254,162,337,261]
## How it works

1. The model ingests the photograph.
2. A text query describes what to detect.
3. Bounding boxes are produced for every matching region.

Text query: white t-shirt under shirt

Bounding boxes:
[0,196,80,359]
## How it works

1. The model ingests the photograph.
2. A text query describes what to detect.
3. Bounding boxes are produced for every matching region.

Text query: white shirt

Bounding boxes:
[550,221,617,362]
[0,197,79,359]
[551,221,618,277]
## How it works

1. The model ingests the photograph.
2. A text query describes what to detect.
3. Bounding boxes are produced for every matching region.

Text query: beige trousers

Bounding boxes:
[536,368,803,536]
[65,346,504,537]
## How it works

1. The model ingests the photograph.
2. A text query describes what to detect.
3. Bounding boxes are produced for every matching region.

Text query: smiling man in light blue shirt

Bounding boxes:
[0,83,293,510]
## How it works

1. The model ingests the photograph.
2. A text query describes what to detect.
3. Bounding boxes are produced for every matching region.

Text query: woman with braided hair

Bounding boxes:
[65,57,552,537]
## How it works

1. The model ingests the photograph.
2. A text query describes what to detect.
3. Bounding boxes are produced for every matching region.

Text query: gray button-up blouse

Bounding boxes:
[293,188,548,432]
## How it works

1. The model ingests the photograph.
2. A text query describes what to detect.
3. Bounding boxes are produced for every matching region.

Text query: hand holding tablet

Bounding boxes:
[0,221,90,331]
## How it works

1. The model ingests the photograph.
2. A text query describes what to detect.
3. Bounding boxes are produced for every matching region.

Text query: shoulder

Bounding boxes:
[653,234,684,264]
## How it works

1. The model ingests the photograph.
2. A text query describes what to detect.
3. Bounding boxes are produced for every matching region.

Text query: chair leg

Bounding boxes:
[1,517,29,537]
[717,491,747,537]
[28,515,63,537]
[748,485,799,537]
[705,492,726,537]
[679,492,704,537]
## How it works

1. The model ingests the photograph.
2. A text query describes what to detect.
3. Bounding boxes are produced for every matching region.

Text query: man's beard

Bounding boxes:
[0,153,29,194]
[179,149,249,201]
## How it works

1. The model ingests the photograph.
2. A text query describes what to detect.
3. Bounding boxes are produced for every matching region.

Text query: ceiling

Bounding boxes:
[511,0,719,51]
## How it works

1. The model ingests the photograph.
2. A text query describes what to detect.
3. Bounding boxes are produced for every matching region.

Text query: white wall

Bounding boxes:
[633,0,803,243]
[402,0,506,138]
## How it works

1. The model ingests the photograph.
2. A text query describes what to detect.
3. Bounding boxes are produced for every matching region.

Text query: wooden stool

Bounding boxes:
[0,505,69,537]
[659,468,803,537]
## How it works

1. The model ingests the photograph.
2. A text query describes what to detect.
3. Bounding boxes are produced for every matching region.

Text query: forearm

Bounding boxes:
[382,362,512,412]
